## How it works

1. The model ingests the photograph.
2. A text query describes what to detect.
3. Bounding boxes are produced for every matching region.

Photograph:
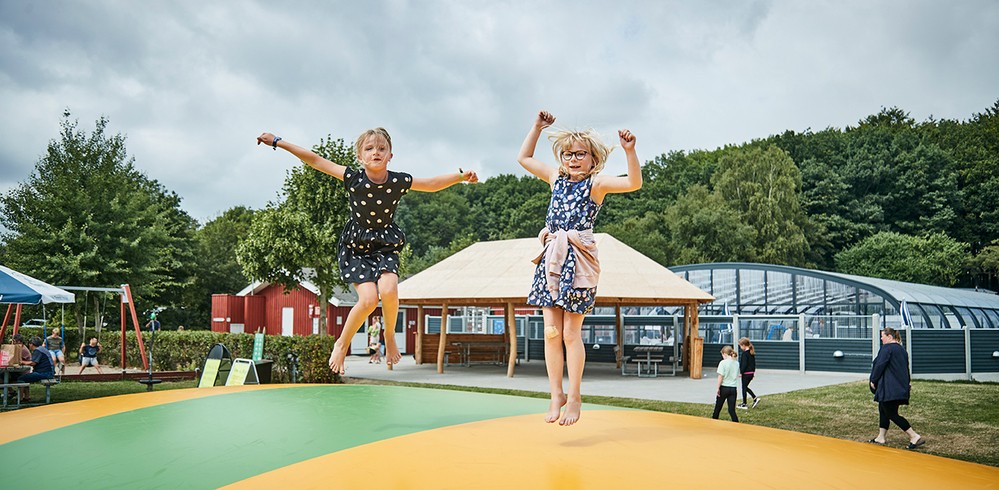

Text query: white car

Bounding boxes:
[21,318,47,327]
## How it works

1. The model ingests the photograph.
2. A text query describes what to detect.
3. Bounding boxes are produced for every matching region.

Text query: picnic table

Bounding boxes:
[622,345,678,378]
[1,365,30,409]
[455,341,508,367]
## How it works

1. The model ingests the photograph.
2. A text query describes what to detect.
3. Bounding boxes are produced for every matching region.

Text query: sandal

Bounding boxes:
[868,439,885,445]
[906,437,926,450]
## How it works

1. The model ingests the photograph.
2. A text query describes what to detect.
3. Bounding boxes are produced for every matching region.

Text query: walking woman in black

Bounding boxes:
[869,327,925,449]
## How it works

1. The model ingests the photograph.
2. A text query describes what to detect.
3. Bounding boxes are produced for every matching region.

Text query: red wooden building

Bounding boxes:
[211,279,426,355]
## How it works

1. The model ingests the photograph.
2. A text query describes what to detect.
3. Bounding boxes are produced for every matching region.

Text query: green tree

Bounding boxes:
[600,211,671,266]
[834,231,968,286]
[973,241,999,291]
[180,206,255,328]
[712,145,810,266]
[0,116,196,334]
[236,136,352,336]
[663,185,756,265]
[395,189,474,257]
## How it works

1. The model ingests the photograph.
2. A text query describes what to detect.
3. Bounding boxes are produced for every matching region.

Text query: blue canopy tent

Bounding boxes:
[0,264,75,341]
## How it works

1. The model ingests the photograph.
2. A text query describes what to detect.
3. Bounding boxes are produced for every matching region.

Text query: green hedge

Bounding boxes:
[7,328,337,384]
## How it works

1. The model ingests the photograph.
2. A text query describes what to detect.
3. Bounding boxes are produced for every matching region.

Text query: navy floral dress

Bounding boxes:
[527,176,601,314]
[338,167,412,284]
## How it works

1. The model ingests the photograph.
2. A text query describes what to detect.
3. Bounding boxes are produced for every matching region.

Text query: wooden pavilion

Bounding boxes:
[398,234,715,378]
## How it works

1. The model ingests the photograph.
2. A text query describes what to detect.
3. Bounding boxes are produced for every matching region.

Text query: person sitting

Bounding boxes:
[7,334,33,401]
[19,336,55,403]
[78,337,104,375]
[45,327,67,376]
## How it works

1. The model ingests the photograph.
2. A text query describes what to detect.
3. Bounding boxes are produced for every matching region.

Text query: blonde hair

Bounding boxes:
[354,128,393,160]
[721,345,737,358]
[548,128,613,179]
[738,337,755,355]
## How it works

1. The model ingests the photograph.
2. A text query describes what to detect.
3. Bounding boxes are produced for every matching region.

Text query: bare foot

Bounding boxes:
[328,342,348,374]
[384,338,402,366]
[545,393,567,423]
[559,399,582,426]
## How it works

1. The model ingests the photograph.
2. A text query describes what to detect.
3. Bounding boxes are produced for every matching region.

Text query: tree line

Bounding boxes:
[3,101,998,330]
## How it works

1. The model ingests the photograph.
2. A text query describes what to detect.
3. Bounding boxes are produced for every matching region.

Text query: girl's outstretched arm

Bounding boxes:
[517,110,558,184]
[411,169,479,192]
[257,132,348,181]
[593,129,642,200]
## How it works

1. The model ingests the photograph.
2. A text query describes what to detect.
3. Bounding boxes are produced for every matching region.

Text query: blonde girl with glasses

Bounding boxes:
[257,130,478,375]
[517,110,642,426]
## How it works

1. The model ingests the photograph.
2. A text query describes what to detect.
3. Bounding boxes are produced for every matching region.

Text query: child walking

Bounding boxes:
[737,337,760,409]
[517,110,642,426]
[257,130,478,374]
[712,345,740,422]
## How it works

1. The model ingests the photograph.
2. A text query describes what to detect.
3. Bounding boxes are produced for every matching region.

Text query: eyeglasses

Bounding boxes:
[560,150,590,161]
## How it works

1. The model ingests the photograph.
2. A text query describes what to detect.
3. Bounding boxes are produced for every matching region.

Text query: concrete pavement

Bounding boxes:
[342,355,866,404]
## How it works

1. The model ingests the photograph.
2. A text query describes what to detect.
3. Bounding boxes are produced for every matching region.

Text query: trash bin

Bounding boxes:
[254,359,273,384]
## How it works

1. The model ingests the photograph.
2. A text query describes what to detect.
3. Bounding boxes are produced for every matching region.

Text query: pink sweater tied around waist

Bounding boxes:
[531,228,600,294]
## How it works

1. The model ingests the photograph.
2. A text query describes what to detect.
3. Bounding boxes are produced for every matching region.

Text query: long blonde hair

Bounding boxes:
[738,337,755,355]
[548,128,613,179]
[721,345,737,358]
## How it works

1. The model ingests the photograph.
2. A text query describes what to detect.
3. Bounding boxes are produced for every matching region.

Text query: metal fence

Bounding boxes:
[423,313,999,380]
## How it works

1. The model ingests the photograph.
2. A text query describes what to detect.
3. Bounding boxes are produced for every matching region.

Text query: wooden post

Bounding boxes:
[415,305,424,365]
[13,304,23,336]
[436,303,449,374]
[0,304,13,342]
[506,303,517,377]
[689,301,703,379]
[615,305,623,369]
[122,284,148,370]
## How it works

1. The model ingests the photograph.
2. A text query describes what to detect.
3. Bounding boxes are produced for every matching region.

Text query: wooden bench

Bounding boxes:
[2,382,30,409]
[463,342,507,366]
[443,343,463,366]
[40,378,60,404]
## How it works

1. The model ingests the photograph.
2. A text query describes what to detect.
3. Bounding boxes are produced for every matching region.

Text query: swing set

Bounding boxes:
[1,284,151,371]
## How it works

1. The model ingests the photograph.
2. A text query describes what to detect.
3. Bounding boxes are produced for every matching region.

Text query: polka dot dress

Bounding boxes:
[338,167,412,284]
[527,176,602,314]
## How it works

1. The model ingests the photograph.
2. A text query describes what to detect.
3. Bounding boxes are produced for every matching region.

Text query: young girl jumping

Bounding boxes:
[737,337,760,409]
[517,110,642,426]
[257,130,478,374]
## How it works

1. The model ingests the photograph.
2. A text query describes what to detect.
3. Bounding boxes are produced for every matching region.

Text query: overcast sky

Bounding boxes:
[2,0,997,224]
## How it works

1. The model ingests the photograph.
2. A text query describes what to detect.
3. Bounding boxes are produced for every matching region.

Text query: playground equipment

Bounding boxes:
[38,284,151,371]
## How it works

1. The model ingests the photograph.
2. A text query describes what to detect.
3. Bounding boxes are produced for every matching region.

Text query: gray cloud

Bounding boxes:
[2,0,996,223]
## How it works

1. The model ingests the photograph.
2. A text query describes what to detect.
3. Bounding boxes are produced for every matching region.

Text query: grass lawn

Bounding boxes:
[20,378,998,467]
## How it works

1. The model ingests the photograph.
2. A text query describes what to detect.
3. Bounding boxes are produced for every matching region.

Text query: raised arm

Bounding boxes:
[592,129,642,201]
[257,132,348,181]
[411,169,479,192]
[517,111,558,184]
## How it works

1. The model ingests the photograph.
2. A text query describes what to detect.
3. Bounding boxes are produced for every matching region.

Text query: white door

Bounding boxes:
[351,320,370,356]
[281,307,294,336]
[393,311,407,354]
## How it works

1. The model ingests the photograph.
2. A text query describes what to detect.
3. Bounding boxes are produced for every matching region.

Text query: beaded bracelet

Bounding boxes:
[272,137,282,150]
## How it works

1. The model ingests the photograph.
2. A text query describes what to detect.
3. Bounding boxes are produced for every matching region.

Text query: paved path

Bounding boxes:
[343,355,867,404]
